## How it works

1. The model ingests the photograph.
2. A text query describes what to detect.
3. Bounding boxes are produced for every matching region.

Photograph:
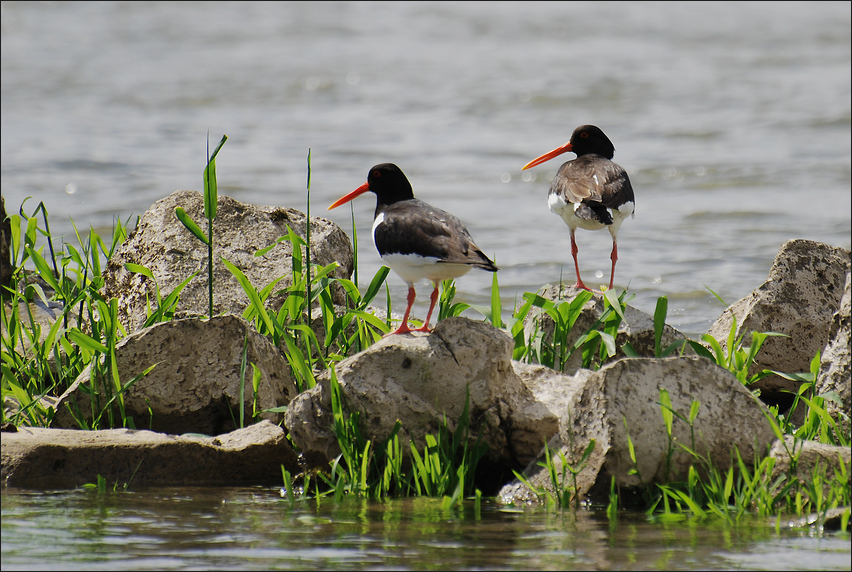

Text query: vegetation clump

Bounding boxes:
[1,142,848,532]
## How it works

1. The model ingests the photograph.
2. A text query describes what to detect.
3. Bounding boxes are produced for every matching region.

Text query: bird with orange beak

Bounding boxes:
[523,125,635,291]
[329,163,497,335]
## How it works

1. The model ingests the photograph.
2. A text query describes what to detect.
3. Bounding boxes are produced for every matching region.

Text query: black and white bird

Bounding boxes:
[329,163,497,335]
[522,125,635,291]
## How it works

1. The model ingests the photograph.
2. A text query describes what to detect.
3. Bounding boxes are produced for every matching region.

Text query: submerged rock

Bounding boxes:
[2,420,297,488]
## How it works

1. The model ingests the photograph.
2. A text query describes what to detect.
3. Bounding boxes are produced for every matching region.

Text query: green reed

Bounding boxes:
[1,198,149,429]
[301,366,486,506]
[174,133,228,319]
[2,142,848,529]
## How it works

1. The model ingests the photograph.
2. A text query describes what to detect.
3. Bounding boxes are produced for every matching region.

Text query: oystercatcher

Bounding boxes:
[329,163,498,335]
[522,125,635,291]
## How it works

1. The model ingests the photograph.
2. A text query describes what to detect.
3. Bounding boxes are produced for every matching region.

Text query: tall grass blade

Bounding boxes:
[203,134,228,220]
[490,271,503,329]
[653,296,668,357]
[174,208,209,245]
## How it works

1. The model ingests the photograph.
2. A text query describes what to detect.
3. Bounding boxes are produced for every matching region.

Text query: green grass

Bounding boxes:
[1,198,144,429]
[513,390,849,530]
[512,423,596,511]
[175,133,228,319]
[304,367,486,508]
[2,142,848,532]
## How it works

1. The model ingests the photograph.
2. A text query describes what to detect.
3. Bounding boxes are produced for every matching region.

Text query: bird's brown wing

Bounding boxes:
[552,155,634,210]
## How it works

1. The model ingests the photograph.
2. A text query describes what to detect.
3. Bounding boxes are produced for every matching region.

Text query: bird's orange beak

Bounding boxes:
[522,141,573,170]
[328,181,370,210]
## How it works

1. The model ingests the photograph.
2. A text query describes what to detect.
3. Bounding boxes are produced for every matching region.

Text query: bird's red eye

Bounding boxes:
[373,170,381,178]
[580,131,589,138]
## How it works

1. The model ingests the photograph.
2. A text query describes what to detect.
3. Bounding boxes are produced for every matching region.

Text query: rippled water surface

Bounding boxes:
[2,487,851,571]
[2,1,849,337]
[1,2,850,569]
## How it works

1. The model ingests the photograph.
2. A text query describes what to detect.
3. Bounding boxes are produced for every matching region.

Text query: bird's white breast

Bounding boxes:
[381,253,472,285]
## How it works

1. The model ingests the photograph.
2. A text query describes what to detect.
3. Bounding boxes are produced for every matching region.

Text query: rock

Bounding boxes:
[815,271,851,433]
[499,356,776,505]
[511,362,593,456]
[285,317,558,479]
[707,239,850,409]
[1,420,297,488]
[819,507,852,531]
[781,506,852,531]
[50,315,296,435]
[4,395,58,428]
[100,190,354,335]
[769,436,851,483]
[524,284,691,374]
[768,435,851,510]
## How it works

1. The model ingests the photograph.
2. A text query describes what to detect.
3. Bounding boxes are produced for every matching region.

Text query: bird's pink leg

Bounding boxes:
[608,239,618,290]
[414,283,440,332]
[570,228,591,291]
[387,285,417,335]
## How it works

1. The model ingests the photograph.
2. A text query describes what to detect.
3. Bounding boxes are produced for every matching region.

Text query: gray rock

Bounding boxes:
[499,356,776,505]
[100,190,354,335]
[787,506,852,531]
[285,317,554,472]
[1,420,297,488]
[769,435,851,484]
[511,362,593,451]
[707,239,850,407]
[768,436,851,518]
[815,271,851,433]
[3,299,64,356]
[51,315,296,435]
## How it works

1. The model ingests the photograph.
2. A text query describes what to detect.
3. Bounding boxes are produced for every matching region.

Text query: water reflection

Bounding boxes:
[2,487,849,570]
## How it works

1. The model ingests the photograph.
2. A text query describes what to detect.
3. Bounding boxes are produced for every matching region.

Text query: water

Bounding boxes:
[2,487,850,571]
[1,2,850,568]
[2,1,849,338]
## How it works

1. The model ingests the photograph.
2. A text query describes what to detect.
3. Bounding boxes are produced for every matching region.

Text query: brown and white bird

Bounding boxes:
[522,125,635,291]
[329,163,497,335]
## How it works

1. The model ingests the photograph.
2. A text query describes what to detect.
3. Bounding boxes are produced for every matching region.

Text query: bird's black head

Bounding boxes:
[569,125,616,159]
[367,163,415,205]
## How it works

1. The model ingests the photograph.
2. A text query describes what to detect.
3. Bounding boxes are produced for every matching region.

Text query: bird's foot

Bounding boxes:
[385,323,413,336]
